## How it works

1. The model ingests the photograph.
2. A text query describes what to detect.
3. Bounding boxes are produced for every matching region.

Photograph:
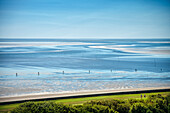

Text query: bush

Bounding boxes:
[148,94,164,100]
[85,99,125,109]
[129,103,149,113]
[79,104,117,113]
[10,102,78,113]
[116,103,130,113]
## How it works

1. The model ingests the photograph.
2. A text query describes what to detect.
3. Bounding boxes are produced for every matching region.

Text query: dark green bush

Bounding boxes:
[115,103,130,113]
[10,102,78,113]
[85,99,125,110]
[129,103,148,113]
[79,104,117,113]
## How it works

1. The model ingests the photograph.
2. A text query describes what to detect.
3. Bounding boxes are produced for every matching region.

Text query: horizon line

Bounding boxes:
[0,37,170,39]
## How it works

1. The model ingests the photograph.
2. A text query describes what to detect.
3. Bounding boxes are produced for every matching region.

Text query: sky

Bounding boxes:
[0,0,170,39]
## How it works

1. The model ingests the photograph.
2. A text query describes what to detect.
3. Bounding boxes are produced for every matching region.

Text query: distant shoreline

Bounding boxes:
[0,87,169,105]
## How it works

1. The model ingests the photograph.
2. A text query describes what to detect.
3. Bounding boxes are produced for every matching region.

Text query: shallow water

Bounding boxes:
[0,39,170,97]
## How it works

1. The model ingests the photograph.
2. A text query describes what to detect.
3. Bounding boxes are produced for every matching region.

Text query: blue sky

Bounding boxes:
[0,0,170,39]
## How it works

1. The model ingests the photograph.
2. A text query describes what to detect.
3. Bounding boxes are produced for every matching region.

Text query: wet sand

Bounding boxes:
[0,87,169,104]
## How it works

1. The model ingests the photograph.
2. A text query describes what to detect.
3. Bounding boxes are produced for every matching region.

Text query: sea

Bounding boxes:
[0,38,170,97]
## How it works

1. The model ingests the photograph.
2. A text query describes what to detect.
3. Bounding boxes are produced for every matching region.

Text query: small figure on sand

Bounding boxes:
[141,94,142,99]
[144,95,146,98]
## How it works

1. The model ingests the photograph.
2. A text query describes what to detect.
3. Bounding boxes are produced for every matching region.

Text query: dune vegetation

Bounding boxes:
[5,93,170,113]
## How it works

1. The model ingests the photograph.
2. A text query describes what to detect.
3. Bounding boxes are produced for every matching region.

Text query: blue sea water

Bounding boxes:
[0,39,170,97]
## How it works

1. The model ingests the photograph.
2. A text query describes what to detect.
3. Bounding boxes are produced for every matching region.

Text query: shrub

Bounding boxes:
[148,94,164,100]
[85,99,125,109]
[129,103,149,113]
[115,103,130,113]
[10,102,78,113]
[128,99,144,105]
[147,104,166,113]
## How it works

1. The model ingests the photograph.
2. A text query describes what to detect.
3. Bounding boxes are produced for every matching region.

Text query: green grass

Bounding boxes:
[0,91,169,112]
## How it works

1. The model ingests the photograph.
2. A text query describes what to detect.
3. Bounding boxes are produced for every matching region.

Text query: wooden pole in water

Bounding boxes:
[111,70,112,72]
[63,71,64,74]
[154,58,156,67]
[38,72,40,76]
[89,70,90,74]
[16,73,18,77]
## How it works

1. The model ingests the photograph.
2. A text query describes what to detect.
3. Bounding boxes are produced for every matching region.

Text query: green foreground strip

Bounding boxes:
[0,91,169,112]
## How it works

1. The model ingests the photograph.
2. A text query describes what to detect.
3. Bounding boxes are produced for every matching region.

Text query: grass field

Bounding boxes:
[0,91,169,112]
